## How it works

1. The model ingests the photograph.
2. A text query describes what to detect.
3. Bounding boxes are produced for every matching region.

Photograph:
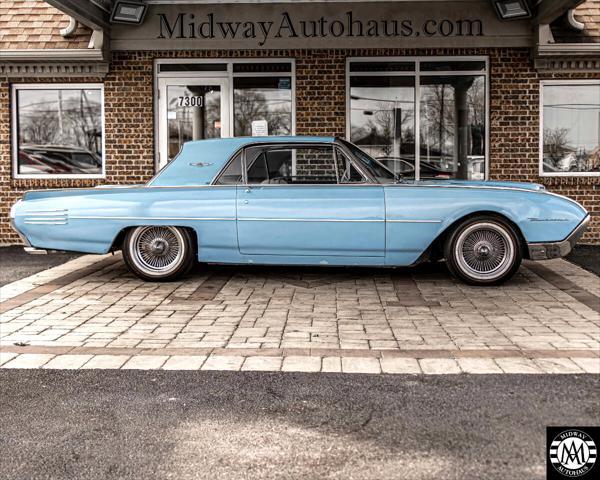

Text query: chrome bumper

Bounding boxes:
[24,246,48,255]
[528,215,590,261]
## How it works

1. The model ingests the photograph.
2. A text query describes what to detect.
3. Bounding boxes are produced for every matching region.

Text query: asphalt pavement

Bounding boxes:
[1,370,598,480]
[566,244,600,276]
[0,246,80,287]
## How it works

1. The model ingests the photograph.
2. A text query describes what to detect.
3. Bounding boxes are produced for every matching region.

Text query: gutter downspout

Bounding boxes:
[60,16,78,37]
[567,9,585,30]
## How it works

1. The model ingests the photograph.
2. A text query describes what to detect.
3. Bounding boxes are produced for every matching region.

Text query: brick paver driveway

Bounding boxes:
[1,254,598,374]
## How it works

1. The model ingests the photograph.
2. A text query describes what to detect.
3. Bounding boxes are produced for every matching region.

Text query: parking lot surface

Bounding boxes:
[1,369,597,480]
[1,253,598,373]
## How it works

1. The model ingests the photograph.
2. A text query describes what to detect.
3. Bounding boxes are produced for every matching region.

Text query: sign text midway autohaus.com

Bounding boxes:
[157,11,484,46]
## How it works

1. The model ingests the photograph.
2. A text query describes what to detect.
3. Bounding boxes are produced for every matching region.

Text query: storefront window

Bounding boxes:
[420,76,485,180]
[233,77,292,137]
[350,76,415,177]
[348,58,487,181]
[156,60,294,168]
[13,85,104,178]
[166,84,222,160]
[541,81,600,176]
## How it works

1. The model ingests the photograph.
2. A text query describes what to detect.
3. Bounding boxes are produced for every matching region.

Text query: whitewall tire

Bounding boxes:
[444,216,522,286]
[122,226,195,281]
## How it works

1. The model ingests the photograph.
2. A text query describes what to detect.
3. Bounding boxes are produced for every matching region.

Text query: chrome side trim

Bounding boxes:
[22,209,68,214]
[238,217,383,223]
[24,217,67,221]
[528,214,590,260]
[387,219,442,223]
[24,222,68,225]
[22,182,561,194]
[68,216,235,221]
[55,216,442,224]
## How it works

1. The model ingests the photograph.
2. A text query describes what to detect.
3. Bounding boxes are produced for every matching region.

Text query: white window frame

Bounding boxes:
[539,79,600,177]
[154,58,296,172]
[346,56,490,181]
[11,83,106,179]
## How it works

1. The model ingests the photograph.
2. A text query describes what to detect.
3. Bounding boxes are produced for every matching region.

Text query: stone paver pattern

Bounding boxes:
[0,352,598,374]
[1,254,598,374]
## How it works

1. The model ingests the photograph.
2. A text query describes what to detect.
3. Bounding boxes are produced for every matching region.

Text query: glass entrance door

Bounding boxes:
[158,78,229,168]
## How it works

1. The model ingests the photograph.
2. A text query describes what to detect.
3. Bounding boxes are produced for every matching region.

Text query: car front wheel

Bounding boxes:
[444,216,522,286]
[122,226,195,281]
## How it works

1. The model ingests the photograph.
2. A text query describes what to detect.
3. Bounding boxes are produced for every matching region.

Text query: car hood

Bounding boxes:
[417,179,546,192]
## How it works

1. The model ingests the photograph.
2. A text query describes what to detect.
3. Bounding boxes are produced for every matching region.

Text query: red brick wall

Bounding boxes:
[1,48,598,244]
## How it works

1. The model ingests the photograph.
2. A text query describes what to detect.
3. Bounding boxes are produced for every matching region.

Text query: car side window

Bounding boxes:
[214,152,243,185]
[245,145,338,185]
[335,148,366,183]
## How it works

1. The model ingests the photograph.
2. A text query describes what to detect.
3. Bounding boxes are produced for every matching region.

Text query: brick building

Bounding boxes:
[1,0,599,244]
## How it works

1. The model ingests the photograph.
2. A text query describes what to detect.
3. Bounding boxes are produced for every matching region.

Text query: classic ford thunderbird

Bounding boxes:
[10,136,589,285]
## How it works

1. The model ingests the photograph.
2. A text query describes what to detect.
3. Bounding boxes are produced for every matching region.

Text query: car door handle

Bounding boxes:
[243,200,249,204]
[245,188,251,194]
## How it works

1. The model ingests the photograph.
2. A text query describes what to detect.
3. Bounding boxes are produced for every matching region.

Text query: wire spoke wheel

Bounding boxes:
[129,226,186,277]
[454,222,515,282]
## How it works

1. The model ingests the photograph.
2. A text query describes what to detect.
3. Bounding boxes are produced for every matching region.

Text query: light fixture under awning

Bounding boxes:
[492,0,532,20]
[110,1,147,25]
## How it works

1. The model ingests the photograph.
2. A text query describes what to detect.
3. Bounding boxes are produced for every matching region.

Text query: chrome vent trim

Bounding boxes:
[23,209,68,225]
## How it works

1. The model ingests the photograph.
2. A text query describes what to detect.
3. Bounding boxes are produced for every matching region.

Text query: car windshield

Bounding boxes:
[339,140,397,183]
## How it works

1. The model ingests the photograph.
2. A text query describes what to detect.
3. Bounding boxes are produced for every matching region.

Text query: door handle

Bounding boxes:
[245,188,251,194]
[243,200,249,204]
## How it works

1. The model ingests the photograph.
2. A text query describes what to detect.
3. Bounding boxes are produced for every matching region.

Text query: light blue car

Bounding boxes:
[10,136,589,285]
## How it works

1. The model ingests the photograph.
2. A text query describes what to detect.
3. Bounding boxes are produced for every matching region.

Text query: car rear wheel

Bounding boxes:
[123,226,195,281]
[444,216,522,286]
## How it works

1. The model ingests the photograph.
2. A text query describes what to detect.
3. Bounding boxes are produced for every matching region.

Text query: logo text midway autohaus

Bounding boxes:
[549,429,597,478]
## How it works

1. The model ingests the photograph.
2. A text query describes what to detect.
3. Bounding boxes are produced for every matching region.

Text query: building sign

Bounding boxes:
[111,1,531,50]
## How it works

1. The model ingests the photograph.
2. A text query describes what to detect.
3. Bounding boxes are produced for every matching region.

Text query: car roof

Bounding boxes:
[187,136,336,147]
[149,136,338,187]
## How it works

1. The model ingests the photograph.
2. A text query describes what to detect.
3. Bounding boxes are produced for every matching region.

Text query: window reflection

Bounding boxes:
[348,60,488,181]
[233,77,292,137]
[419,76,486,180]
[350,76,415,178]
[167,85,221,161]
[542,83,600,174]
[16,87,103,176]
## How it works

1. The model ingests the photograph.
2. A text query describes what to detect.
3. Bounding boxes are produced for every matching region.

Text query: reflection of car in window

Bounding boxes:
[377,156,454,179]
[19,145,102,175]
[18,151,60,174]
[467,156,485,181]
[543,150,600,173]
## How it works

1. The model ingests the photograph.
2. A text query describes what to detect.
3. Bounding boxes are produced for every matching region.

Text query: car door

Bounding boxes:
[236,143,385,258]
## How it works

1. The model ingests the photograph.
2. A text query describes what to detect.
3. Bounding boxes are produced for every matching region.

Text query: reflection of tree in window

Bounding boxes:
[234,77,292,137]
[420,76,485,179]
[167,85,221,147]
[349,76,415,167]
[18,89,102,155]
[352,102,415,158]
[542,83,600,173]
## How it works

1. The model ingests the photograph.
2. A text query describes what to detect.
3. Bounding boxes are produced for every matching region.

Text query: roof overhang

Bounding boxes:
[1,1,596,74]
[532,0,585,25]
[0,1,112,76]
[532,0,599,72]
[44,0,112,32]
[0,49,109,77]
